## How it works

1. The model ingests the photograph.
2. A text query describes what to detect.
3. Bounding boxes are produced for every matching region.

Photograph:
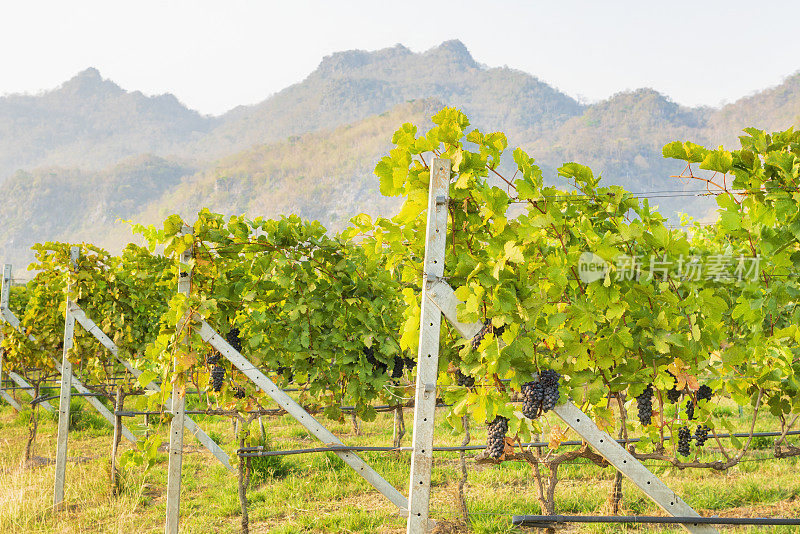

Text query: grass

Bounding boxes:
[0,395,799,533]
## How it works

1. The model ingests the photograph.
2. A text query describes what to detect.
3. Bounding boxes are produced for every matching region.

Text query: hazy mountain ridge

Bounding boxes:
[0,155,193,262]
[197,40,583,158]
[0,68,215,179]
[0,40,798,266]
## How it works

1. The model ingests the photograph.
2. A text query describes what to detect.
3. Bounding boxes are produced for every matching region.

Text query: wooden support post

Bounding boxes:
[0,265,21,411]
[197,320,410,513]
[54,246,79,507]
[110,388,124,495]
[407,158,450,534]
[165,228,192,534]
[425,279,719,534]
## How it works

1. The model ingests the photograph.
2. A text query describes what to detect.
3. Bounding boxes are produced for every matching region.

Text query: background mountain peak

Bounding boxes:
[314,43,414,77]
[423,39,477,67]
[59,67,120,95]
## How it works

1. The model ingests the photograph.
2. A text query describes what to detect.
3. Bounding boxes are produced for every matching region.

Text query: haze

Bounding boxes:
[2,0,799,115]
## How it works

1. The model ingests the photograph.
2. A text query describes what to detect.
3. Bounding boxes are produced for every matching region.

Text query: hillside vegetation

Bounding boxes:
[0,101,436,265]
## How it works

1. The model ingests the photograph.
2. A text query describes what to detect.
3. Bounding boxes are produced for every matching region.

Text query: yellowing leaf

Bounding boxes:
[549,426,569,450]
[504,242,525,264]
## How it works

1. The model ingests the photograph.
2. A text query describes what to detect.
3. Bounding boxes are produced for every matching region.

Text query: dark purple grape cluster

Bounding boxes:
[226,327,242,353]
[677,426,691,456]
[694,424,710,447]
[206,351,221,365]
[470,320,505,350]
[363,346,387,374]
[211,365,225,392]
[391,355,404,379]
[521,369,560,419]
[666,388,682,403]
[233,386,246,399]
[276,366,294,382]
[404,356,416,370]
[455,369,475,388]
[666,372,682,403]
[540,370,561,412]
[698,384,713,402]
[521,380,544,419]
[636,385,654,425]
[685,399,695,421]
[486,415,508,459]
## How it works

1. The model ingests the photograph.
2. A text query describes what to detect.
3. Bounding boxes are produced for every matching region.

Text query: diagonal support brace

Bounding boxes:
[197,318,409,514]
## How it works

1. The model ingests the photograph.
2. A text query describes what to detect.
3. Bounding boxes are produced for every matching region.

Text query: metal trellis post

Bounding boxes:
[165,227,192,534]
[54,246,79,506]
[406,158,450,534]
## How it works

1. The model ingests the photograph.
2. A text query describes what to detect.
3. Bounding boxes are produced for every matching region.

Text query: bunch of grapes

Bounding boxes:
[698,384,713,402]
[636,385,654,425]
[677,426,692,456]
[210,365,225,392]
[276,366,294,382]
[226,327,242,353]
[694,424,710,447]
[363,346,387,374]
[666,372,682,403]
[391,355,404,379]
[232,385,246,399]
[404,356,416,370]
[540,370,561,412]
[685,399,695,421]
[206,351,221,365]
[666,388,682,403]
[455,369,475,388]
[521,369,561,419]
[521,380,544,419]
[486,415,508,459]
[471,320,505,351]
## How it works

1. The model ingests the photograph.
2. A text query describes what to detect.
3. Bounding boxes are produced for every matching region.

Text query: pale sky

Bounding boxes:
[2,0,799,116]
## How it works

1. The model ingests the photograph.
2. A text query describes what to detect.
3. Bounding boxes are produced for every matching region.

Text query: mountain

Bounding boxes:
[0,101,436,266]
[0,68,214,179]
[123,99,439,235]
[0,41,798,267]
[526,88,716,218]
[191,40,584,158]
[706,71,800,147]
[0,155,193,264]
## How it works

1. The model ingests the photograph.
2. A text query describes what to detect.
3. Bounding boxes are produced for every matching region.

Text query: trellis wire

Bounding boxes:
[236,430,800,457]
